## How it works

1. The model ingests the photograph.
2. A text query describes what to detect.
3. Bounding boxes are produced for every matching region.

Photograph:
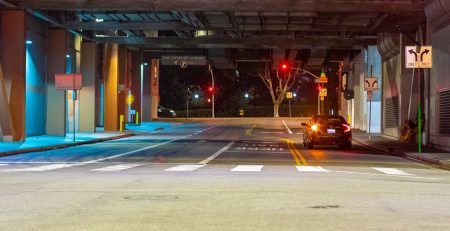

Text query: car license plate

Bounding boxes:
[327,129,336,134]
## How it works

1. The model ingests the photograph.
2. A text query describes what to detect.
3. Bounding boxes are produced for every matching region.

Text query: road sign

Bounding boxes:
[319,88,327,97]
[405,46,432,68]
[160,56,207,66]
[55,73,82,90]
[130,109,136,115]
[320,96,325,101]
[364,77,378,91]
[367,91,373,101]
[318,76,328,83]
[286,92,293,99]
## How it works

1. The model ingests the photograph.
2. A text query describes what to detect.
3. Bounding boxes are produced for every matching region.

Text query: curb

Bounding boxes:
[353,138,450,170]
[0,127,165,158]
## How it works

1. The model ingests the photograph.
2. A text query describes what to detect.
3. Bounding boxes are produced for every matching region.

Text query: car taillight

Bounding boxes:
[343,124,351,133]
[311,124,319,131]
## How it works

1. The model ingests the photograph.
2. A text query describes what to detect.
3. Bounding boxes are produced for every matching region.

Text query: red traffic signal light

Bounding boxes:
[280,63,289,71]
[208,87,213,92]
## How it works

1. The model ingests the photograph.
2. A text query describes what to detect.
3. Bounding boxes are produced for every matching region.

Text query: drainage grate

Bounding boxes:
[385,96,399,128]
[439,90,450,134]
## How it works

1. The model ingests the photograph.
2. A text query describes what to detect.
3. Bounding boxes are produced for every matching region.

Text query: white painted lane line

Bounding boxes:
[282,120,293,134]
[84,139,178,164]
[0,164,8,166]
[335,171,438,180]
[91,164,143,172]
[372,167,412,175]
[164,164,205,172]
[3,164,81,172]
[231,165,264,172]
[198,141,235,165]
[261,132,284,134]
[296,166,330,172]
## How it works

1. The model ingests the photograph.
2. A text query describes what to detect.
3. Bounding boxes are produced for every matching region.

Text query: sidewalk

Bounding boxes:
[0,122,176,157]
[352,130,450,169]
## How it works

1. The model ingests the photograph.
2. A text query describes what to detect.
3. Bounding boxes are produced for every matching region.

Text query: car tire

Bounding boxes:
[341,141,352,150]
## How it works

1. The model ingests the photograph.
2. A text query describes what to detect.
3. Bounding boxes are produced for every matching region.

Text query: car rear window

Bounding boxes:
[313,116,346,124]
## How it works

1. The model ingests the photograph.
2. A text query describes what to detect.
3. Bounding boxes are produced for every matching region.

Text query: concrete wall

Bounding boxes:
[429,25,450,150]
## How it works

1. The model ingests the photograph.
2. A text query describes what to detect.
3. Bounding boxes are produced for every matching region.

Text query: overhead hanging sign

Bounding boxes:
[405,46,432,68]
[364,77,378,91]
[55,73,82,90]
[160,56,207,66]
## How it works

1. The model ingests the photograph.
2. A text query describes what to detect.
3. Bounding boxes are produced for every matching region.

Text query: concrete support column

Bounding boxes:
[46,29,68,136]
[118,47,127,125]
[79,42,97,132]
[130,51,142,123]
[103,43,119,131]
[142,53,151,122]
[150,59,160,119]
[0,10,26,141]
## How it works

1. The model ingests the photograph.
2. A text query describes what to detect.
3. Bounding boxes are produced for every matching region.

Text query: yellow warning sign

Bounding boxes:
[319,88,327,97]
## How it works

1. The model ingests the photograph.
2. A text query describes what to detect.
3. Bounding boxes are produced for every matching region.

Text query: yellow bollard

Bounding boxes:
[136,112,139,124]
[120,115,124,132]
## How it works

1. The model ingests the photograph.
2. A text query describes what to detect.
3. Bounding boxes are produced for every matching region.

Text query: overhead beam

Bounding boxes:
[23,0,424,13]
[66,21,195,31]
[67,21,370,32]
[95,35,377,49]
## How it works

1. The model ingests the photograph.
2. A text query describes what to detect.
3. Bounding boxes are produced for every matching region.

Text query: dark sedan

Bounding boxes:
[301,115,352,149]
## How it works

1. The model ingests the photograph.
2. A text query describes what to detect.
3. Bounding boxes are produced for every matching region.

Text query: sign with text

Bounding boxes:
[161,56,207,66]
[405,46,432,68]
[55,73,82,90]
[364,77,378,91]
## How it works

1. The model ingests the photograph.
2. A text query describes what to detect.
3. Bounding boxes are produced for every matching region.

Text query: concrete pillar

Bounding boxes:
[0,10,26,141]
[118,47,127,125]
[142,53,151,122]
[130,51,142,123]
[103,43,119,131]
[150,59,160,119]
[79,42,97,132]
[46,29,68,136]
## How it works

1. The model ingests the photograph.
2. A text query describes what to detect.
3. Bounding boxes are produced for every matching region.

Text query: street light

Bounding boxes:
[245,93,249,98]
[194,94,199,99]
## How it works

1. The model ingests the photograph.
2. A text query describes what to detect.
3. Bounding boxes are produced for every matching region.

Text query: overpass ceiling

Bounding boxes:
[3,0,426,49]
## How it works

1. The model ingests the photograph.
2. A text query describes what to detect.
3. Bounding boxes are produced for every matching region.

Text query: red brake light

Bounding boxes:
[343,124,351,133]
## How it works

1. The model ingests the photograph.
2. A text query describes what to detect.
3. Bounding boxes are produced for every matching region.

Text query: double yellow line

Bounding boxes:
[245,125,256,136]
[284,139,308,166]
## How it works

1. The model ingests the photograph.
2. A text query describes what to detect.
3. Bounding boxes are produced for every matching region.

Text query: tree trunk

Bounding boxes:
[273,103,280,118]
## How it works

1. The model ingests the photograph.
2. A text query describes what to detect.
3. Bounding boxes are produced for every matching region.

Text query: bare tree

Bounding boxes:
[256,63,301,117]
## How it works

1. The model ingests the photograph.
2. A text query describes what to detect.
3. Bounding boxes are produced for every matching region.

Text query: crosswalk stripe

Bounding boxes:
[164,164,205,172]
[0,164,9,166]
[91,164,143,172]
[231,165,264,172]
[372,167,411,175]
[3,164,79,172]
[296,166,329,172]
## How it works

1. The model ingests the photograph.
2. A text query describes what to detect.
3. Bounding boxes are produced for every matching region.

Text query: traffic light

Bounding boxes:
[280,62,289,72]
[208,86,214,92]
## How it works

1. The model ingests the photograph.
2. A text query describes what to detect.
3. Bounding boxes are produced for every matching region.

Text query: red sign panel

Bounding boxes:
[55,73,82,90]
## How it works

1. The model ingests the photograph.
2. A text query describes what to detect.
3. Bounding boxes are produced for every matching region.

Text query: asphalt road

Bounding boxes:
[1,118,449,231]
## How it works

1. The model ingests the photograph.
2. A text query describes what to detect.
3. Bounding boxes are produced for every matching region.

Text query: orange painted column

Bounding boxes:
[103,44,119,131]
[150,59,160,119]
[0,10,26,141]
[117,47,127,127]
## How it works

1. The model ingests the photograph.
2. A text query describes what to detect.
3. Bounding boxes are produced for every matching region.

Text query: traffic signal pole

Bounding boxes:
[209,64,215,118]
